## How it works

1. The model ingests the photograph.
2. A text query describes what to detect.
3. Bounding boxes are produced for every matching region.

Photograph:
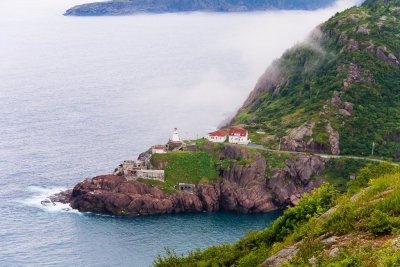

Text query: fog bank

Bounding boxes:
[0,0,361,147]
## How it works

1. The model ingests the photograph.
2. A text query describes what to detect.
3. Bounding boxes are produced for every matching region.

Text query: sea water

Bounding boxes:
[0,0,357,265]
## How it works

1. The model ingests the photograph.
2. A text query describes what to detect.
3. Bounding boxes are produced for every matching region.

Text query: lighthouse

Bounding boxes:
[170,128,182,142]
[167,128,184,151]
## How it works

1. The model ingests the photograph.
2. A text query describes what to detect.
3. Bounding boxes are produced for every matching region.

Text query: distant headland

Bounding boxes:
[64,0,335,16]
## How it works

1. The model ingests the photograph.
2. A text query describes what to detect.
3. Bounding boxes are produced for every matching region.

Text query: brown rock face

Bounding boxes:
[219,145,276,213]
[66,145,327,216]
[326,123,340,155]
[281,123,314,152]
[70,175,204,215]
[268,155,326,206]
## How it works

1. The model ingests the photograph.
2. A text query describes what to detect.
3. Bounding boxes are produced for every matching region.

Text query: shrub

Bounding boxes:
[367,210,393,236]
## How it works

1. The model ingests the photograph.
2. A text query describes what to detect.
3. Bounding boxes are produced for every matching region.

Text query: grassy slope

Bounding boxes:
[234,0,400,159]
[147,151,219,193]
[153,163,400,266]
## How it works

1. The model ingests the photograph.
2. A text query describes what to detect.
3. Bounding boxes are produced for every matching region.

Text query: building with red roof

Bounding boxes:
[206,130,227,143]
[228,128,250,145]
[152,145,167,154]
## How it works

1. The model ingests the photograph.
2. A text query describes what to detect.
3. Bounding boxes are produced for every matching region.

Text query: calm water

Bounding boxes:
[0,0,357,266]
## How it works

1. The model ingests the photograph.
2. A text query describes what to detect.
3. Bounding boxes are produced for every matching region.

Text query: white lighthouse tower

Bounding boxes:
[167,128,184,151]
[170,128,182,142]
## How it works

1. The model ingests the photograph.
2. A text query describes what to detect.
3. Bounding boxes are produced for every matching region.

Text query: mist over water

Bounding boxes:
[0,0,359,266]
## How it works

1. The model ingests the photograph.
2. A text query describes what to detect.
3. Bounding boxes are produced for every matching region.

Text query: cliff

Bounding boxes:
[233,0,400,159]
[64,0,334,16]
[67,144,330,216]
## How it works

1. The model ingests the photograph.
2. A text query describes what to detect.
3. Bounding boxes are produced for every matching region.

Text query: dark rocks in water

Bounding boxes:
[49,190,72,204]
[64,0,335,16]
[64,144,327,216]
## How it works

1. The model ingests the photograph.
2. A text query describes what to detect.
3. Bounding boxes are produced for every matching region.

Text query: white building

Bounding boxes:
[206,130,227,143]
[152,145,166,154]
[228,128,250,145]
[170,128,182,142]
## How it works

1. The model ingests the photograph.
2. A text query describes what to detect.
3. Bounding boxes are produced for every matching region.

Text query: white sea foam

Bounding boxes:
[20,186,80,214]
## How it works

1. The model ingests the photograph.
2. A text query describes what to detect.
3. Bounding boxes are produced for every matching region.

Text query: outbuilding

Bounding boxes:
[152,145,166,154]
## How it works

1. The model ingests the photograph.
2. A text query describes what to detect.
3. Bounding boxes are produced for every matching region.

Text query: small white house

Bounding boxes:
[228,128,250,145]
[152,145,166,154]
[206,130,227,143]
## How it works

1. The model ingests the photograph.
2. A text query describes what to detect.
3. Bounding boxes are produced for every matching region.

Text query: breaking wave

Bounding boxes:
[20,186,80,214]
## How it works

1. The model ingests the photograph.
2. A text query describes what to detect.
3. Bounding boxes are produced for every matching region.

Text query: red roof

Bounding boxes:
[208,130,227,137]
[153,146,165,150]
[229,128,247,137]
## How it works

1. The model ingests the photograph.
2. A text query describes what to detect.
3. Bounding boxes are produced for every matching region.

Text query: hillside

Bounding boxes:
[153,1,400,266]
[233,0,400,160]
[154,162,400,266]
[64,0,334,16]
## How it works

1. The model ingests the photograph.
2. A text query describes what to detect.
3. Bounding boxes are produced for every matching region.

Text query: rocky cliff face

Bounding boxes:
[67,144,327,216]
[268,155,326,206]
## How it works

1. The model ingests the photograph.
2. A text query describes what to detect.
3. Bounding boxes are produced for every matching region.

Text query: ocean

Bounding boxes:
[0,0,357,266]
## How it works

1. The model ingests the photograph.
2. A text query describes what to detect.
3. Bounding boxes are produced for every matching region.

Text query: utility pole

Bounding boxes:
[372,142,375,157]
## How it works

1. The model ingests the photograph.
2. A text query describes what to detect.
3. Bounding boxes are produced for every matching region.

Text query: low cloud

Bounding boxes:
[141,0,362,137]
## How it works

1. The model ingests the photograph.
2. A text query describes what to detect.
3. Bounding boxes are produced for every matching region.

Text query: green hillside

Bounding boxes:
[153,1,400,266]
[154,162,400,266]
[234,0,400,160]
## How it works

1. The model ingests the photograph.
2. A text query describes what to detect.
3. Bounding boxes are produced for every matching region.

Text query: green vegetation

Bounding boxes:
[153,1,400,264]
[260,150,291,177]
[233,0,400,160]
[153,184,337,266]
[153,183,336,266]
[322,158,372,191]
[150,151,219,193]
[153,162,400,267]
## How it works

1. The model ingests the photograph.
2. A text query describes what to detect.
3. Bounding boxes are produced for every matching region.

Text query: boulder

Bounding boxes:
[261,242,302,267]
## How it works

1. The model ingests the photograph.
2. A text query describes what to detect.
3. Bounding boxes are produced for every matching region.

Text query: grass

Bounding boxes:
[150,151,219,193]
[137,178,177,194]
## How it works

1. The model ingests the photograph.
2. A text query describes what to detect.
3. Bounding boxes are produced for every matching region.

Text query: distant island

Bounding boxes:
[64,0,335,16]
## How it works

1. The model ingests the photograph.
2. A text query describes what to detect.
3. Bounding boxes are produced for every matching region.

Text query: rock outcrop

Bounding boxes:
[218,145,277,213]
[281,123,315,152]
[64,144,327,216]
[268,155,326,206]
[70,175,204,215]
[261,242,302,267]
[326,123,340,155]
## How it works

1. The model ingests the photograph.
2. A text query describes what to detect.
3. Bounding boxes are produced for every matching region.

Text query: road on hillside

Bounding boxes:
[246,144,399,166]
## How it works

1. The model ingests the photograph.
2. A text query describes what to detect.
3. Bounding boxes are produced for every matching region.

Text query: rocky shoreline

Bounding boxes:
[52,144,328,216]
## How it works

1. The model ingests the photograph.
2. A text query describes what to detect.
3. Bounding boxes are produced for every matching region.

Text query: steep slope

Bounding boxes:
[234,0,400,159]
[64,0,334,16]
[154,162,400,267]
